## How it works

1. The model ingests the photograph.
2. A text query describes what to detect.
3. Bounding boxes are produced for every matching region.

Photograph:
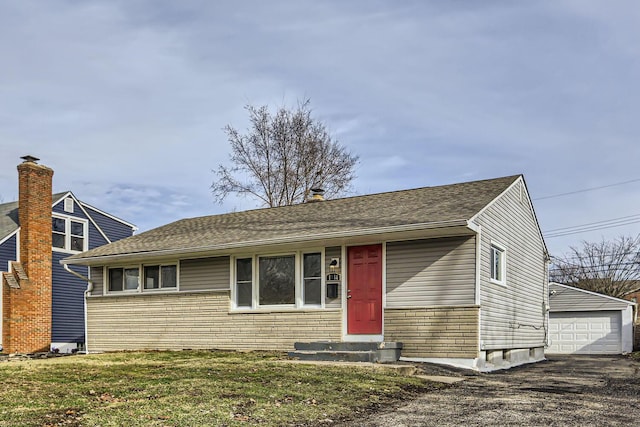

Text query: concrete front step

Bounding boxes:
[290,341,403,363]
[288,350,376,363]
[294,341,379,352]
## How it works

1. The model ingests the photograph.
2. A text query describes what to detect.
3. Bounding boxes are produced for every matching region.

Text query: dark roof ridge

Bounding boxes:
[0,191,70,208]
[182,174,523,220]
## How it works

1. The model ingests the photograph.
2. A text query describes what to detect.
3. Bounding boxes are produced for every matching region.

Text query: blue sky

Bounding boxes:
[0,0,638,257]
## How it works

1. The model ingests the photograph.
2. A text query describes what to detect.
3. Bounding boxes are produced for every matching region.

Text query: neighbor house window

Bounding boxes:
[233,251,323,309]
[143,265,177,290]
[490,243,506,284]
[52,215,87,252]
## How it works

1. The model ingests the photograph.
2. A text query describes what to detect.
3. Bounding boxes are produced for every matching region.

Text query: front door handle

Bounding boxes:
[347,295,352,299]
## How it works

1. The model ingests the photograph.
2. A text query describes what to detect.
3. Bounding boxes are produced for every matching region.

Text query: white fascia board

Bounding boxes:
[550,282,636,306]
[61,219,473,266]
[52,191,73,206]
[0,229,18,247]
[469,175,550,261]
[79,201,138,231]
[61,192,112,244]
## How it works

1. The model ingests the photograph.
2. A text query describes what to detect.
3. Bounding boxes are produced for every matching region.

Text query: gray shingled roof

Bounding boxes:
[0,192,69,240]
[64,175,520,263]
[0,200,19,240]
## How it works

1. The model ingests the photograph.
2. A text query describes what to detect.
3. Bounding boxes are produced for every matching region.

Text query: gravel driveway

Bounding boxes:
[341,355,640,426]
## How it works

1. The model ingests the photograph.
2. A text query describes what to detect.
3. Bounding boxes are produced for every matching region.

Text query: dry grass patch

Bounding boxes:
[0,351,437,426]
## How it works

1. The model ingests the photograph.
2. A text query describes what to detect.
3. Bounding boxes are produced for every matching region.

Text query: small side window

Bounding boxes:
[490,243,506,284]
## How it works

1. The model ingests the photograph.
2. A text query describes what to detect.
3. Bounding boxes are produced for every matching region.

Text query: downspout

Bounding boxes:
[544,255,550,349]
[63,264,92,354]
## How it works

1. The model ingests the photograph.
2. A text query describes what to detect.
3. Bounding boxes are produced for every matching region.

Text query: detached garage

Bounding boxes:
[547,283,635,354]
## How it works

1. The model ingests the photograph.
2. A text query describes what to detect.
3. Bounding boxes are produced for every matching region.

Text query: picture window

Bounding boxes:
[233,251,323,309]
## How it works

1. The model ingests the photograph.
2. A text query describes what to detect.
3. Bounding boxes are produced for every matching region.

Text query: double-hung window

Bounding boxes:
[235,258,253,308]
[233,251,323,309]
[490,243,506,285]
[52,215,87,252]
[302,253,322,306]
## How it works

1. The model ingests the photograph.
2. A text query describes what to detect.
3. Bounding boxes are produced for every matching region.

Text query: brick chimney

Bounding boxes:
[2,155,54,354]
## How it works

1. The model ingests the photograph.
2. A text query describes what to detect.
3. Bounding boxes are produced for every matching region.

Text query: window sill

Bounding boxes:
[89,289,232,298]
[53,247,85,255]
[490,278,508,288]
[100,289,176,297]
[229,306,339,314]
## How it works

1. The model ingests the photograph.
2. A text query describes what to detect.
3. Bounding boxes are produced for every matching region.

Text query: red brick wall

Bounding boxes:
[2,160,53,353]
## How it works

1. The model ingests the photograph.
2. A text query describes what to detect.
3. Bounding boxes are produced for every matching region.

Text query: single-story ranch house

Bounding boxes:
[62,175,549,370]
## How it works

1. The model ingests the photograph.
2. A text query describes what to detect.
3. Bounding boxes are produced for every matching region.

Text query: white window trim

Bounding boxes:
[52,214,88,254]
[231,248,325,312]
[489,241,507,286]
[104,263,180,295]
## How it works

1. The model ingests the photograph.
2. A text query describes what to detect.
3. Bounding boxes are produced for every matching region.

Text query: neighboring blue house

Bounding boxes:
[1,190,136,353]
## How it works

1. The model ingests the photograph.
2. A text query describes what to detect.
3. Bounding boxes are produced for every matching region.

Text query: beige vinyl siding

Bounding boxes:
[384,306,479,358]
[325,246,342,308]
[90,267,104,296]
[474,179,547,349]
[180,257,229,292]
[386,237,476,308]
[86,292,341,352]
[549,283,632,312]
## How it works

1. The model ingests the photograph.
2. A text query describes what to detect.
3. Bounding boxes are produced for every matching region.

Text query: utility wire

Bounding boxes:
[545,214,640,235]
[544,214,640,233]
[550,261,639,267]
[551,251,640,261]
[544,214,640,238]
[534,178,640,200]
[545,218,640,238]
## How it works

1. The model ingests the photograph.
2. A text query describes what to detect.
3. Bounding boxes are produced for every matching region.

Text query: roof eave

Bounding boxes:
[62,219,475,266]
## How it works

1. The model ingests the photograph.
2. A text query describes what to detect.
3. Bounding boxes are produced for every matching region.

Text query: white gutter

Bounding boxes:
[63,264,92,354]
[62,219,472,266]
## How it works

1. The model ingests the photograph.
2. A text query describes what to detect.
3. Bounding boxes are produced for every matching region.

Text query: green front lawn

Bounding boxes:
[0,351,435,426]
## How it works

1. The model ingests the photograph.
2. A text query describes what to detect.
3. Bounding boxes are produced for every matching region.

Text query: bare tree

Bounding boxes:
[212,100,359,207]
[550,234,640,298]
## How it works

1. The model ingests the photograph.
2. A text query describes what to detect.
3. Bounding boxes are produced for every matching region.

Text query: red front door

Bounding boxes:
[347,244,383,335]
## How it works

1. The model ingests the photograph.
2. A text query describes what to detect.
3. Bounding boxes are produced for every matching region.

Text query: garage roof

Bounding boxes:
[549,283,635,312]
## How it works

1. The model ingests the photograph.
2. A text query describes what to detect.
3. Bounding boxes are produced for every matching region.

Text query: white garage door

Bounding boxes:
[548,311,622,354]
